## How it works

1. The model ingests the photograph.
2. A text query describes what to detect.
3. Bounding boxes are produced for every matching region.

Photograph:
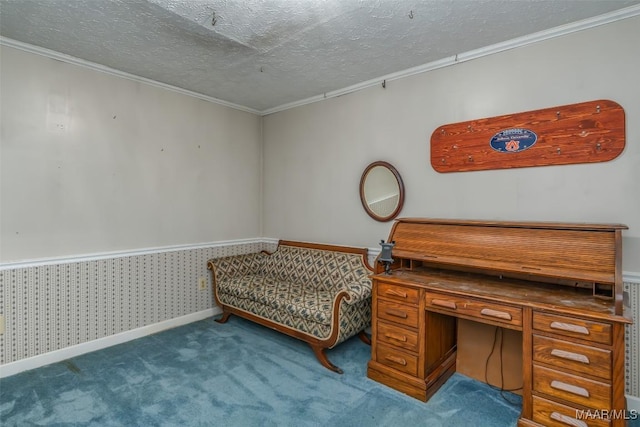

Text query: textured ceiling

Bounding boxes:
[1,0,639,113]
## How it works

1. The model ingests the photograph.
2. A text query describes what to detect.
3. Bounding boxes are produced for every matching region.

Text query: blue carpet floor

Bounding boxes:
[1,316,523,426]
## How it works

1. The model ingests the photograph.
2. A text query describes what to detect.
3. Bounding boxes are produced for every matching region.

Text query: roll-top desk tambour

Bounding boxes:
[366,218,632,427]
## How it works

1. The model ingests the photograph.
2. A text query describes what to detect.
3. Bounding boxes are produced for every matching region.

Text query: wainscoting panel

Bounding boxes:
[0,241,266,365]
[625,280,640,397]
[1,243,639,401]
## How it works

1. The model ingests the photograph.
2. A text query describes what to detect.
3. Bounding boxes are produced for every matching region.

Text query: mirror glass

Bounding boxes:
[359,161,404,222]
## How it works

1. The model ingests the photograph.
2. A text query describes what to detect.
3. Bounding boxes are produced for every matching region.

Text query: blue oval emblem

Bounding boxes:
[489,128,537,153]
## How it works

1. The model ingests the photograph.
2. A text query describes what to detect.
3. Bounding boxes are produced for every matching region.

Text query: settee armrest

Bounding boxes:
[336,279,372,305]
[207,252,267,284]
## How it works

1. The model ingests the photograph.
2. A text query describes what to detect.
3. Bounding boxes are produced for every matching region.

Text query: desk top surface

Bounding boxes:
[374,268,631,323]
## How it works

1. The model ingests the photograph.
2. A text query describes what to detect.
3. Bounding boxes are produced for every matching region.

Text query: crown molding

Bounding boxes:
[2,4,640,117]
[455,4,640,63]
[260,56,456,115]
[0,37,261,116]
[262,5,640,115]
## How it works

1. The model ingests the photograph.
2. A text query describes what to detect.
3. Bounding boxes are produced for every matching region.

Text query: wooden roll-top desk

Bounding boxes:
[366,218,632,427]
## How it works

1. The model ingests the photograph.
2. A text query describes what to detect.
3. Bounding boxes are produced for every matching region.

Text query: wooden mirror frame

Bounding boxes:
[359,161,405,222]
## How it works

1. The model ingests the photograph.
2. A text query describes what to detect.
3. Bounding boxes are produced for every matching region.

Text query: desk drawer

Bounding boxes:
[424,292,522,328]
[376,343,419,376]
[533,395,610,427]
[533,365,611,409]
[377,300,419,328]
[533,312,612,345]
[377,320,419,353]
[533,335,611,380]
[377,282,419,304]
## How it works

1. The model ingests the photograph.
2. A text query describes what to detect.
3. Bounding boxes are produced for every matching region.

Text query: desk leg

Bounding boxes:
[521,306,533,421]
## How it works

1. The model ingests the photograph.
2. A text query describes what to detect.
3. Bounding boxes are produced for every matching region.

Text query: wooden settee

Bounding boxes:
[207,240,373,373]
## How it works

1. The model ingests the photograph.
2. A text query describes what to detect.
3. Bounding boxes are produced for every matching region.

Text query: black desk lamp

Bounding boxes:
[379,240,395,275]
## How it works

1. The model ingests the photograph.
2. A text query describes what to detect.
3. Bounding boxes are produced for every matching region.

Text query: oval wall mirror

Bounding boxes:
[359,161,405,222]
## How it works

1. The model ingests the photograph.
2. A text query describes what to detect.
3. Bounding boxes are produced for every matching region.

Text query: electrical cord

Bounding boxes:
[484,326,523,406]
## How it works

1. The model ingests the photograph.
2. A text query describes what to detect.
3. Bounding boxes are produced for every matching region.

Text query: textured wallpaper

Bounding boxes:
[0,241,265,365]
[625,281,640,397]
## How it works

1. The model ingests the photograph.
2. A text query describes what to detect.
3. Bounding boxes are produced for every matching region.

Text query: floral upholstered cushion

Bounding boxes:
[210,252,266,284]
[216,274,337,324]
[261,246,370,291]
[220,293,334,340]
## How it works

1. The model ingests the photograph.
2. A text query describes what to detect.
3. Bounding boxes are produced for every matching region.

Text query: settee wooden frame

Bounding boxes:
[208,240,373,374]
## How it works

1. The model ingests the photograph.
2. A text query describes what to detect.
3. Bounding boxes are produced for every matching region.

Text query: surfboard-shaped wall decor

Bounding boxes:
[430,99,625,173]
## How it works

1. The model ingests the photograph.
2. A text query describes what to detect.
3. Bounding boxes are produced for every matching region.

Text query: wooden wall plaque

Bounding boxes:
[430,99,625,173]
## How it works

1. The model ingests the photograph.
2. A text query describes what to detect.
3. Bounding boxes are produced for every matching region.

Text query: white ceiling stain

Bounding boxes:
[1,0,639,112]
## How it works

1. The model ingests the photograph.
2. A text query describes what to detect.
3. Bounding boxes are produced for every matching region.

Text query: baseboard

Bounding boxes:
[0,307,221,378]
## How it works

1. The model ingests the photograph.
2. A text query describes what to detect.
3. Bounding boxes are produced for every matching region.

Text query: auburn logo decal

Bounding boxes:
[490,128,537,153]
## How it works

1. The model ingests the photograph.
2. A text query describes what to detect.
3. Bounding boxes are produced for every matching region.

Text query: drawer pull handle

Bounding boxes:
[550,349,590,364]
[550,380,590,398]
[385,309,408,319]
[432,299,457,310]
[550,321,590,336]
[384,333,408,342]
[385,289,408,298]
[550,411,587,427]
[480,308,512,321]
[385,355,407,366]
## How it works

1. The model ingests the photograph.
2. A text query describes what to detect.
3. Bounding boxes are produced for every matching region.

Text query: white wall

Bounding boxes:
[0,46,262,262]
[262,16,640,272]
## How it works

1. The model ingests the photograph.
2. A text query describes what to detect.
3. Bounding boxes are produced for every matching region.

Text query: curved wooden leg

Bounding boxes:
[215,311,232,324]
[310,345,343,374]
[358,330,371,345]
